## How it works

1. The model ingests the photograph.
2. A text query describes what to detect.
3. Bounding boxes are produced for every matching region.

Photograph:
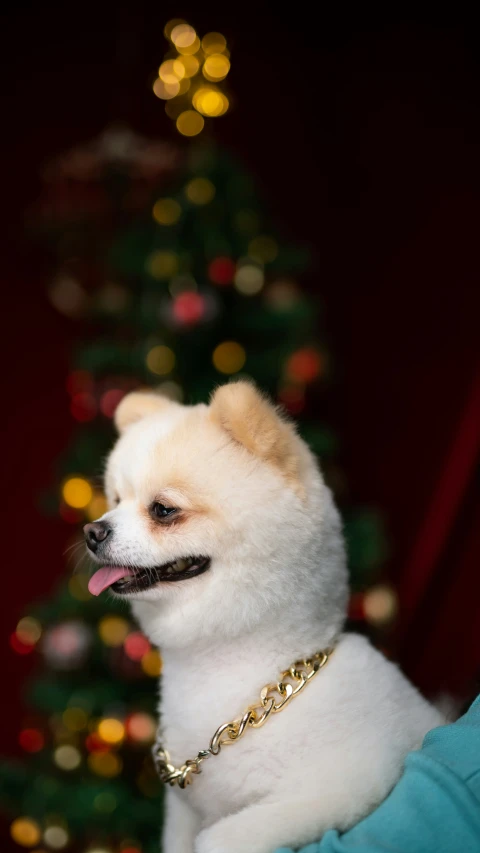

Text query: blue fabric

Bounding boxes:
[276,695,480,853]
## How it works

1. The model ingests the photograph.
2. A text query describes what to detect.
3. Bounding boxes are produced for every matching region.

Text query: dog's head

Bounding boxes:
[85,381,348,648]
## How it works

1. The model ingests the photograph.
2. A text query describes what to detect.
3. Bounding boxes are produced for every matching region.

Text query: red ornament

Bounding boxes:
[124,632,151,661]
[70,392,97,422]
[19,728,45,752]
[173,292,205,326]
[286,348,323,383]
[9,632,35,655]
[100,388,125,418]
[208,257,236,286]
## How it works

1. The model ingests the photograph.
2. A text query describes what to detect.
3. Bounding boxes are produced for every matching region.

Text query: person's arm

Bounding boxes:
[276,695,480,853]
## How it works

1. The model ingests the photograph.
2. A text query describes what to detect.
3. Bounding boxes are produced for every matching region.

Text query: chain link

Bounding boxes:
[152,647,333,789]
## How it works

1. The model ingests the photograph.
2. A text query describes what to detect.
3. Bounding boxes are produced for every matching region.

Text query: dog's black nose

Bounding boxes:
[84,521,111,552]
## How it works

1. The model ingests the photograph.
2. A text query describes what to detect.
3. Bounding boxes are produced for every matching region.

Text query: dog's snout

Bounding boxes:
[84,521,111,552]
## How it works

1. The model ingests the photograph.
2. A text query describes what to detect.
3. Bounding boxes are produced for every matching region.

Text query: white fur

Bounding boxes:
[94,389,443,853]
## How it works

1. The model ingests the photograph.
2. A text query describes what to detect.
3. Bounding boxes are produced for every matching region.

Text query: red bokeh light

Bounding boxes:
[9,632,35,655]
[172,291,205,326]
[286,348,323,383]
[66,370,94,396]
[59,503,84,524]
[19,728,45,752]
[124,632,151,661]
[208,257,236,286]
[85,733,111,753]
[100,388,125,418]
[70,391,97,422]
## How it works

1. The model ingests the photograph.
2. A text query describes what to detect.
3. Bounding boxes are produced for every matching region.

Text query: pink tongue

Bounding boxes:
[88,567,134,596]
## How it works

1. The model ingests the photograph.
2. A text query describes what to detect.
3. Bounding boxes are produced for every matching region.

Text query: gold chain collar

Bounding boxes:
[152,647,334,789]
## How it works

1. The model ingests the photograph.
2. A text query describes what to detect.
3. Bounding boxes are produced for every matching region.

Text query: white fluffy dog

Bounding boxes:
[85,381,443,853]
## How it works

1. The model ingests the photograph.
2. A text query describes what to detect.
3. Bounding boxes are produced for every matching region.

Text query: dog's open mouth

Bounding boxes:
[88,556,211,596]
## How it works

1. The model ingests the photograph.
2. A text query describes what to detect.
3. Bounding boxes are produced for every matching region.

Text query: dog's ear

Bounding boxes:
[114,391,180,433]
[209,381,300,484]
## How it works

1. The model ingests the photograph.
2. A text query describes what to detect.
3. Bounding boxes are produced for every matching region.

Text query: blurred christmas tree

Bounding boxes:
[1,19,393,853]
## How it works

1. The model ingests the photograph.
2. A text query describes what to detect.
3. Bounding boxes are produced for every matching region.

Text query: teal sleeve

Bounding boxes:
[276,695,480,853]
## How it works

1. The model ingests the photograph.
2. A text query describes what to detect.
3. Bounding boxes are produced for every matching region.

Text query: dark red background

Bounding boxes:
[1,1,479,825]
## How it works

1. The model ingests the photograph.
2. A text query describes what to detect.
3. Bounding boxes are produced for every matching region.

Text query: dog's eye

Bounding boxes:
[151,502,177,521]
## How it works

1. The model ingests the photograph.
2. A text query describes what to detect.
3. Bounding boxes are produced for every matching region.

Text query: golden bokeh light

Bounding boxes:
[85,492,108,521]
[152,77,180,100]
[176,110,205,136]
[171,23,196,48]
[202,32,227,55]
[147,250,178,279]
[163,18,185,39]
[10,817,41,848]
[16,617,42,645]
[212,341,246,374]
[203,54,230,82]
[363,585,399,627]
[159,59,185,84]
[146,345,176,376]
[175,54,200,78]
[248,235,278,264]
[98,615,130,647]
[234,264,265,296]
[185,177,216,205]
[141,648,163,677]
[62,477,93,509]
[88,751,123,778]
[193,87,228,117]
[62,706,88,731]
[152,198,182,226]
[97,718,125,745]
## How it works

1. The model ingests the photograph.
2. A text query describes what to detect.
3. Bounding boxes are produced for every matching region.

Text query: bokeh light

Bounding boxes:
[126,712,156,742]
[234,263,265,296]
[124,631,151,661]
[193,87,228,117]
[176,110,204,136]
[212,341,246,374]
[94,791,117,814]
[62,477,93,509]
[152,198,182,226]
[16,617,42,645]
[88,751,123,777]
[146,345,175,376]
[85,492,108,521]
[140,648,163,677]
[208,256,235,285]
[19,728,45,753]
[202,32,227,55]
[363,584,399,626]
[97,718,125,745]
[203,54,230,82]
[159,59,185,84]
[99,389,125,418]
[185,177,215,205]
[43,826,69,849]
[54,744,82,770]
[248,235,278,264]
[286,348,323,383]
[173,291,205,325]
[98,615,130,647]
[152,77,180,100]
[175,54,200,78]
[10,817,41,847]
[62,706,88,731]
[147,249,178,279]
